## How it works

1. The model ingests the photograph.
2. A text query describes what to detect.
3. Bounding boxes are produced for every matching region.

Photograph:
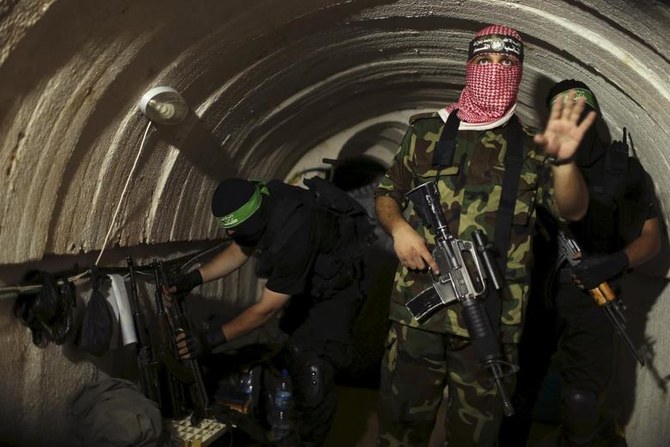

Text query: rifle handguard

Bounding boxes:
[589,282,616,306]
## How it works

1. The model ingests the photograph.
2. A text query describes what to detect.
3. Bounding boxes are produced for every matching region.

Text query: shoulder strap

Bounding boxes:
[493,116,524,273]
[487,116,524,334]
[432,111,461,168]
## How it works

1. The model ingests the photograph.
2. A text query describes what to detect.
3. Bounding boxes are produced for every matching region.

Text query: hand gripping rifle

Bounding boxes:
[152,261,188,418]
[406,181,518,416]
[154,259,210,424]
[556,231,646,367]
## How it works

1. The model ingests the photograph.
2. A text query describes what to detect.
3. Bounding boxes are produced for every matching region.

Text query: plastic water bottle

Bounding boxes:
[239,368,256,412]
[240,369,254,395]
[268,369,293,441]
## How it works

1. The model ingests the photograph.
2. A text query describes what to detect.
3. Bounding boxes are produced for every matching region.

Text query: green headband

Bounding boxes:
[216,182,268,229]
[550,88,597,111]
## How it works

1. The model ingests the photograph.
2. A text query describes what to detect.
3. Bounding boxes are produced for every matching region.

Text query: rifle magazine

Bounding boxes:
[406,285,451,323]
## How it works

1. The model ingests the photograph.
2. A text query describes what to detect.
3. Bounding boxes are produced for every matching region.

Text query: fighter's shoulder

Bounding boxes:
[408,112,443,134]
[519,122,536,138]
[503,115,536,139]
[409,111,440,124]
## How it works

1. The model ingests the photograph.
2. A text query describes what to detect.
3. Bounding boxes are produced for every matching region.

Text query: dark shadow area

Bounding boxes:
[608,229,670,426]
[331,155,388,192]
[328,156,398,390]
[158,110,239,181]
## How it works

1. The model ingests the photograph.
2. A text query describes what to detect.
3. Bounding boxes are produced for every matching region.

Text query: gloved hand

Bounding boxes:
[175,324,227,359]
[167,269,203,297]
[571,251,629,290]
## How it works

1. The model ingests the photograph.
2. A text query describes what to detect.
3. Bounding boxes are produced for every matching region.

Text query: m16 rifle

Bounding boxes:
[557,231,646,367]
[405,181,518,416]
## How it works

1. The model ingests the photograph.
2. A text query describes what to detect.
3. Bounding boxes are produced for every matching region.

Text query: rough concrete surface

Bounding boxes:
[1,1,669,445]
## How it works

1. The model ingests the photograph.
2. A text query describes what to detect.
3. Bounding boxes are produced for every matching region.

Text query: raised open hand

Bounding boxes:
[534,90,597,163]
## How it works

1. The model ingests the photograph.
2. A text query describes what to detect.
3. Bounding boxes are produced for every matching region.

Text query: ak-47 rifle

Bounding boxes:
[152,261,189,418]
[154,259,209,424]
[126,257,160,403]
[405,181,518,416]
[557,231,646,367]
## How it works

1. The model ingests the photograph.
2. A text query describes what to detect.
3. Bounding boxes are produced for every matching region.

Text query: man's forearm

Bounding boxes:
[375,195,409,237]
[199,242,251,283]
[221,304,279,341]
[551,162,588,221]
[222,289,289,341]
[624,217,662,268]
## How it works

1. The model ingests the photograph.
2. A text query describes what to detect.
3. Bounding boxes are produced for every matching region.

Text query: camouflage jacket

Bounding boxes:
[375,113,559,343]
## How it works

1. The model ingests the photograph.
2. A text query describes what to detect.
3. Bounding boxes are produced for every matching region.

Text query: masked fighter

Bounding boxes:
[374,25,594,446]
[170,177,373,446]
[500,80,661,447]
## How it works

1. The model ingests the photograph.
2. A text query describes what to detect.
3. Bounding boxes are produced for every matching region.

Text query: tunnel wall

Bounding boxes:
[1,0,669,445]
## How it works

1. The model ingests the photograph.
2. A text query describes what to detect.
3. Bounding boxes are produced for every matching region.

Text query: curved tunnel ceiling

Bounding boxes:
[0,0,669,265]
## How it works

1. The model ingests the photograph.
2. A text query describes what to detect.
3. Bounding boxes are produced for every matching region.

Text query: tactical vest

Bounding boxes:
[570,144,649,254]
[256,178,375,299]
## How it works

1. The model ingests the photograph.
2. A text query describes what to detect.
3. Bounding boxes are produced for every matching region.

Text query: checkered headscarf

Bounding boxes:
[447,25,523,124]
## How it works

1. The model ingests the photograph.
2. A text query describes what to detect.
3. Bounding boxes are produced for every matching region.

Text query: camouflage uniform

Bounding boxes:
[375,113,559,446]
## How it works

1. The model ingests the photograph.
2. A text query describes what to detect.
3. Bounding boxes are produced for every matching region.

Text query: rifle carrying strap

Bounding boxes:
[494,116,524,273]
[490,116,524,333]
[432,110,461,169]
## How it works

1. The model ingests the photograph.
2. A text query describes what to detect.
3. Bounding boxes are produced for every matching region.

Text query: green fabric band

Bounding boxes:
[550,88,597,111]
[217,182,268,229]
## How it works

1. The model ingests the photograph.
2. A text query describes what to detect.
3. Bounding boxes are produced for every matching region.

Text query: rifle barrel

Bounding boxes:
[603,304,645,367]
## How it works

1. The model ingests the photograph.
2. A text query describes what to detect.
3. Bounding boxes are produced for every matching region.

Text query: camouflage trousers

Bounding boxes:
[378,322,518,447]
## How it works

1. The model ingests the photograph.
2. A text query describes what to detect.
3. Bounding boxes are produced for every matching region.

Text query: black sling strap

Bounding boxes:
[432,110,462,168]
[488,116,524,333]
[494,116,524,274]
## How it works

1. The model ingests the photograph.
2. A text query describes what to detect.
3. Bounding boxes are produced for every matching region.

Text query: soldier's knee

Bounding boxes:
[561,387,600,445]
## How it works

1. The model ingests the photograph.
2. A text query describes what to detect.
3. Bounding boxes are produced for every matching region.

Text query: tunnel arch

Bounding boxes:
[1,1,669,445]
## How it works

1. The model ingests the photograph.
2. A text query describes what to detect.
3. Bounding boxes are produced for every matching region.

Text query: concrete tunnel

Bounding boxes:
[1,0,669,445]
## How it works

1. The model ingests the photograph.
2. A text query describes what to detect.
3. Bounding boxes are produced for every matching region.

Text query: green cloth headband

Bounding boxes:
[550,88,597,111]
[217,182,268,229]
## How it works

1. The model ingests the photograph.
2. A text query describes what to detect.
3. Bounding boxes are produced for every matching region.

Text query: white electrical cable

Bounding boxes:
[0,121,154,298]
[95,120,153,266]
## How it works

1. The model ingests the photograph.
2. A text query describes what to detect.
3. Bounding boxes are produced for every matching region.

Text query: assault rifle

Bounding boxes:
[152,261,188,418]
[154,259,209,424]
[406,181,518,416]
[557,231,646,367]
[126,257,160,403]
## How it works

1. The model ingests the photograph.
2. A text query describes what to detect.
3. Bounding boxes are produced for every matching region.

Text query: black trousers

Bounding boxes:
[499,279,615,446]
[280,283,365,446]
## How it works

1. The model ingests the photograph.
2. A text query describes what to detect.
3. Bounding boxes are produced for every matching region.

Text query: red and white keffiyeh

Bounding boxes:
[445,25,523,124]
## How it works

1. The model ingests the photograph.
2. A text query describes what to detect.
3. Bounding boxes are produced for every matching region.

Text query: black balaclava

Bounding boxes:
[211,178,270,246]
[546,79,605,167]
